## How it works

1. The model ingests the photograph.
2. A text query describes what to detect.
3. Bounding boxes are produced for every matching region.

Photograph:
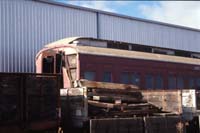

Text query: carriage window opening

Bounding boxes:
[196,78,200,89]
[177,77,184,89]
[70,69,77,80]
[103,72,112,82]
[121,72,129,84]
[84,71,95,81]
[42,56,54,73]
[107,42,129,50]
[155,75,163,89]
[168,76,176,89]
[67,54,77,67]
[145,74,154,89]
[189,78,195,89]
[131,73,140,86]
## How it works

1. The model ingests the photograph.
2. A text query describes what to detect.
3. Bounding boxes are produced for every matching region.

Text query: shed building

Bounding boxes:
[1,0,200,72]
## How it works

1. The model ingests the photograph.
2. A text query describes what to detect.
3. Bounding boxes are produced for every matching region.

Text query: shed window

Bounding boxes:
[155,75,163,89]
[84,71,95,81]
[121,72,129,84]
[103,72,112,82]
[168,75,176,89]
[145,74,154,89]
[131,73,140,86]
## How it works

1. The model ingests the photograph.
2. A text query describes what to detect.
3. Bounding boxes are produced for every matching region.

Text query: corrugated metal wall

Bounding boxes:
[0,0,97,72]
[99,14,200,52]
[1,0,200,72]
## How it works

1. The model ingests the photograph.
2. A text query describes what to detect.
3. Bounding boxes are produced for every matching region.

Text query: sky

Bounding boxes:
[57,1,200,30]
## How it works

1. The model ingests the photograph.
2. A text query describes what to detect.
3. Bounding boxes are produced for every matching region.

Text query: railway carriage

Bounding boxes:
[36,37,200,90]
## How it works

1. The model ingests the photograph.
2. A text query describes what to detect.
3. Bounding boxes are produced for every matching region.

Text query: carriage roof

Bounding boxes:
[38,37,200,66]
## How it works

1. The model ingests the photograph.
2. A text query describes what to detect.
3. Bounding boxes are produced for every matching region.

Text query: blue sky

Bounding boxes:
[57,1,200,29]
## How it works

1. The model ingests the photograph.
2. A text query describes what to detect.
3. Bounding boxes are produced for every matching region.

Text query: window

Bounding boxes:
[155,75,163,89]
[103,72,112,82]
[189,78,195,89]
[67,54,77,67]
[121,72,129,84]
[196,78,200,89]
[131,73,140,86]
[145,74,154,89]
[84,71,95,81]
[177,77,184,89]
[168,75,176,89]
[107,42,129,50]
[152,48,174,55]
[132,45,152,53]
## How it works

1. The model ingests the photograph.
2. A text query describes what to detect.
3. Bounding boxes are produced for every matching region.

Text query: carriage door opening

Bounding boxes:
[42,52,63,74]
[42,56,54,73]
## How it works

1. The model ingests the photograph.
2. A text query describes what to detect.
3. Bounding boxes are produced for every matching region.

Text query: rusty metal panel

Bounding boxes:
[25,75,59,122]
[0,73,61,132]
[90,118,144,133]
[182,90,196,113]
[145,116,184,133]
[0,74,21,124]
[0,126,23,133]
[61,87,88,128]
[196,90,200,110]
[142,90,182,114]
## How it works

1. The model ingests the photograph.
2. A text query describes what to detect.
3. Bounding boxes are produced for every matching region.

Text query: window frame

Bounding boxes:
[102,71,112,82]
[84,71,96,81]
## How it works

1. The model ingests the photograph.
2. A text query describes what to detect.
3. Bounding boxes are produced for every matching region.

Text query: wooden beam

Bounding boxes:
[78,80,139,90]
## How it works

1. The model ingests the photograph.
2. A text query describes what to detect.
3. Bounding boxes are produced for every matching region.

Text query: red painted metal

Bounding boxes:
[79,54,200,89]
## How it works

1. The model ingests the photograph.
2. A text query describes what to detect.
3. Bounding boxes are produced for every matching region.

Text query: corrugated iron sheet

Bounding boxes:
[0,0,97,72]
[99,14,200,52]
